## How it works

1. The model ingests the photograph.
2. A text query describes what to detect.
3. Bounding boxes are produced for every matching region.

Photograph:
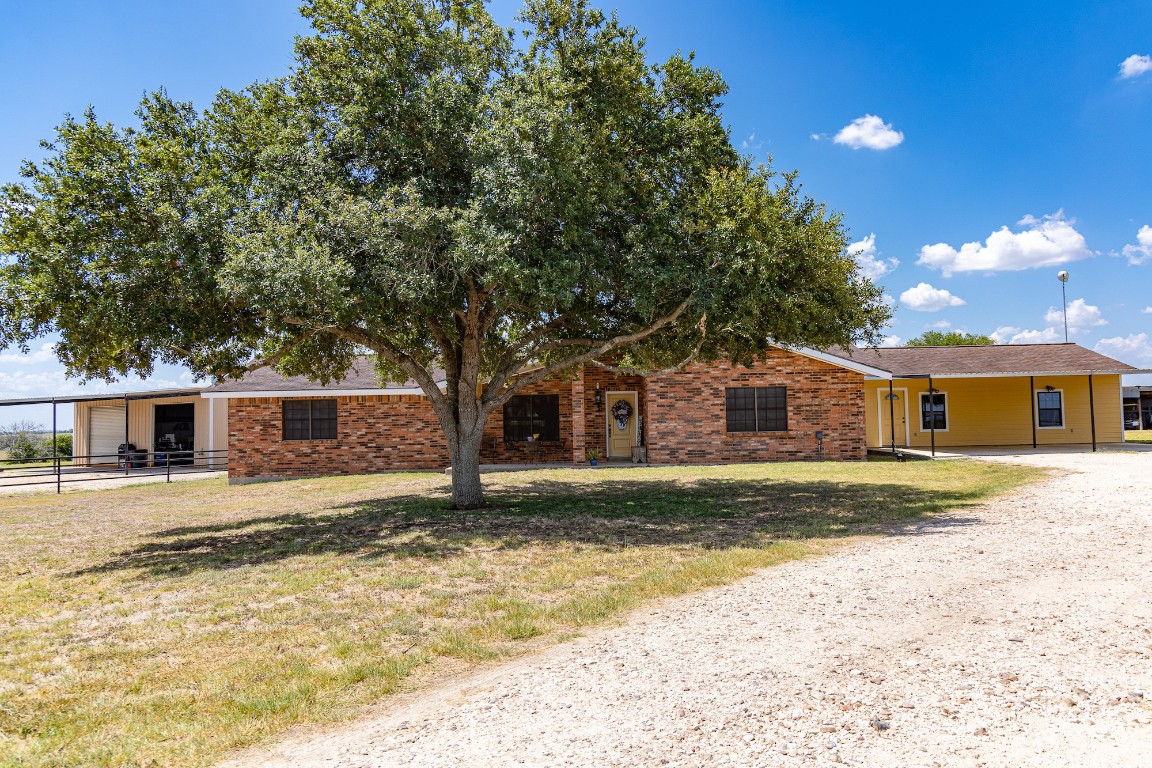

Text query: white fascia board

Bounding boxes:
[201,386,441,399]
[886,370,1151,380]
[779,345,893,379]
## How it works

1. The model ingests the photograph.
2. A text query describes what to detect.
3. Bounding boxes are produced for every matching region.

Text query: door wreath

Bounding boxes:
[611,399,634,431]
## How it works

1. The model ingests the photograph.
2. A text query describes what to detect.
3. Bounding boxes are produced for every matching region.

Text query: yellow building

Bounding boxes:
[829,343,1143,450]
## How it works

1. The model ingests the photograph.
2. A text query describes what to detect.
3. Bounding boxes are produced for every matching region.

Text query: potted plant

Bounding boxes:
[585,448,601,466]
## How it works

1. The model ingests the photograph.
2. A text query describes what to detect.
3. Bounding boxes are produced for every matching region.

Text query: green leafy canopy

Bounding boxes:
[905,331,995,347]
[1,0,890,505]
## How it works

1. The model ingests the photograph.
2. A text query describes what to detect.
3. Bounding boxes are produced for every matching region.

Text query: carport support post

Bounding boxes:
[52,398,60,494]
[124,394,130,475]
[888,380,896,452]
[1089,374,1097,452]
[1030,376,1037,449]
[928,375,936,457]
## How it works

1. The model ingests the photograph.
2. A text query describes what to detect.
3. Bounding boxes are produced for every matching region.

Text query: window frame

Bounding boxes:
[282,399,338,441]
[1035,389,1065,429]
[918,391,949,432]
[502,394,561,442]
[724,386,789,434]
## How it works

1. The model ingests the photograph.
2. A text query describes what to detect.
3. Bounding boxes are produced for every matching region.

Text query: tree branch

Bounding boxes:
[480,295,695,410]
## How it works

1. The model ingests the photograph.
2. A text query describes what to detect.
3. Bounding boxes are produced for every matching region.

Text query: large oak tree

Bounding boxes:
[0,0,889,508]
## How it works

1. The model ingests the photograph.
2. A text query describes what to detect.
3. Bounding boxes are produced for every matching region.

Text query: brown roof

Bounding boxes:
[205,357,445,393]
[826,343,1140,378]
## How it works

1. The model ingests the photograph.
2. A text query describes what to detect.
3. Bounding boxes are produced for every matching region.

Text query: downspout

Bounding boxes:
[1089,374,1097,452]
[1030,376,1036,449]
[928,374,936,457]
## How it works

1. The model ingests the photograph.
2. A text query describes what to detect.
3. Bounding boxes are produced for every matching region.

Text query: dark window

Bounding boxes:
[725,387,788,433]
[503,395,560,442]
[282,399,338,440]
[920,392,947,430]
[1037,391,1063,428]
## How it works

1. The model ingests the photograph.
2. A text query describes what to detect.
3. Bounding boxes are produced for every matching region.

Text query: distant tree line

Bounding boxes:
[0,422,72,462]
[905,331,995,347]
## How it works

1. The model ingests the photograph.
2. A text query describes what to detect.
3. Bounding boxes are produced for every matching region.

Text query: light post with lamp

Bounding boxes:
[1057,270,1069,342]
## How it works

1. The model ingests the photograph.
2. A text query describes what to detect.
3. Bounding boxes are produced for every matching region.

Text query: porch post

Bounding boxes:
[1088,374,1097,452]
[928,375,936,457]
[571,366,586,465]
[1030,376,1037,449]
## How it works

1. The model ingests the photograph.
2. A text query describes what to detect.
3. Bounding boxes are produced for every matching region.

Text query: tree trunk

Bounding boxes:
[448,426,486,509]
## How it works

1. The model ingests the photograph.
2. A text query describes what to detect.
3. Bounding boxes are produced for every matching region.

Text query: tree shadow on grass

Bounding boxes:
[76,476,986,577]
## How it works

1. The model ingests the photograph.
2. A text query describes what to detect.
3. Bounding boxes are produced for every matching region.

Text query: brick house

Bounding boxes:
[203,346,889,482]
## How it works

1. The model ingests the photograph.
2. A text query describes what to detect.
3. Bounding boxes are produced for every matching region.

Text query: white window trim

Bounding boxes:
[1035,388,1066,430]
[918,390,950,433]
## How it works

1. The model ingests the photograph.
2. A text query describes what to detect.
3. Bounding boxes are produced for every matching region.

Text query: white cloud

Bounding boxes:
[0,366,183,401]
[916,211,1091,276]
[899,282,966,312]
[1143,306,1152,314]
[833,114,904,150]
[931,319,953,329]
[1119,54,1152,79]
[1096,333,1152,365]
[1122,224,1152,265]
[0,342,57,365]
[991,325,1063,344]
[1044,298,1106,332]
[879,334,903,347]
[846,233,899,281]
[739,131,764,153]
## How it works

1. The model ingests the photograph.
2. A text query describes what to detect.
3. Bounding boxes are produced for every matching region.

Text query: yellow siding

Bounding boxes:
[73,395,211,466]
[864,374,1123,448]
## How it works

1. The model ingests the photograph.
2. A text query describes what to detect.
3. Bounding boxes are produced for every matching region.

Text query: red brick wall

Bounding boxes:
[480,378,575,464]
[226,350,865,481]
[581,367,647,459]
[645,352,866,463]
[228,395,450,479]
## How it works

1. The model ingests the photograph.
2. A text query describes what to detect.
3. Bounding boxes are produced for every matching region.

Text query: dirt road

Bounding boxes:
[222,451,1152,767]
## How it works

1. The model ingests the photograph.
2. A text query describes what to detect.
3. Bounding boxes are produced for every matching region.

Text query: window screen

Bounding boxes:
[1037,391,1063,427]
[920,392,947,430]
[282,399,338,440]
[503,395,560,442]
[725,387,787,433]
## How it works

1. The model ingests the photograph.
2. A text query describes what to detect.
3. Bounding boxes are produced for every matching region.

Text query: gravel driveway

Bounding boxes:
[223,451,1152,768]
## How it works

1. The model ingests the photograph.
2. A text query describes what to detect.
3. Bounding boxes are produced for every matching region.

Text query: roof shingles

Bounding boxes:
[828,343,1138,377]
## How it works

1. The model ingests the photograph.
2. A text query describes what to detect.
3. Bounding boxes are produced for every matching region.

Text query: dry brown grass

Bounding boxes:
[0,460,1043,767]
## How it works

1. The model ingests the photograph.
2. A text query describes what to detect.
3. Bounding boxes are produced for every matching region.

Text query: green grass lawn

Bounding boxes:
[0,461,1045,768]
[1125,429,1152,443]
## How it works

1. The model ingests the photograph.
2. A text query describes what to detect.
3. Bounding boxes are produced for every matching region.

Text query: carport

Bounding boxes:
[0,388,221,493]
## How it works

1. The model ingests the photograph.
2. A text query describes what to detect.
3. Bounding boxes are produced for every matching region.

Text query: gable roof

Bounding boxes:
[825,343,1143,378]
[202,358,447,398]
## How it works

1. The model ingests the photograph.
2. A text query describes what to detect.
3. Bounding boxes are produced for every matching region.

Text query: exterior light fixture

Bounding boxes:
[1057,270,1069,343]
[594,390,602,406]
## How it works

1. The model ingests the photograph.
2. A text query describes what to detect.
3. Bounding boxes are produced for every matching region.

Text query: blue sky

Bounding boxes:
[2,0,1151,428]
